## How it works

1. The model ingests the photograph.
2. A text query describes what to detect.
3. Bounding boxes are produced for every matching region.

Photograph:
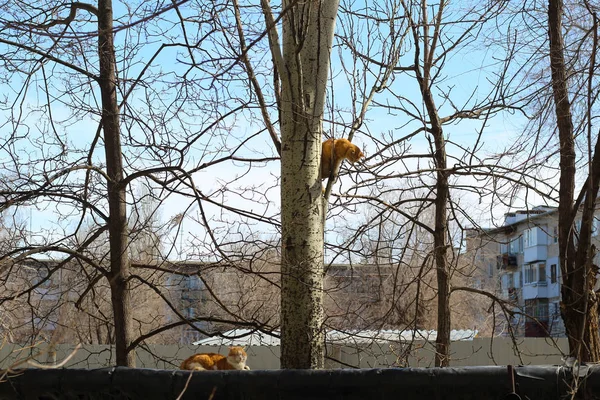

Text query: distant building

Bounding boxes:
[167,262,399,343]
[4,257,477,345]
[467,205,600,337]
[163,263,212,344]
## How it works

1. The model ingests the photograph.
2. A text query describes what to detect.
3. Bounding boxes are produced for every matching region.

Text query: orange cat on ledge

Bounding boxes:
[321,138,364,180]
[179,346,250,371]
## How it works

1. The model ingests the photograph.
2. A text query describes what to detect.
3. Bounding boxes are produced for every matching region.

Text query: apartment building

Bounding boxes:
[467,205,600,338]
[168,262,397,342]
[3,258,461,345]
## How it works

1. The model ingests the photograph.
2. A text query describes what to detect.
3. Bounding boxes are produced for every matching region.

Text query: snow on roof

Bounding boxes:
[192,328,478,346]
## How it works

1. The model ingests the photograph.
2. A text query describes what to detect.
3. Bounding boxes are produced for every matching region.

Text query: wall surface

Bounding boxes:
[0,338,568,370]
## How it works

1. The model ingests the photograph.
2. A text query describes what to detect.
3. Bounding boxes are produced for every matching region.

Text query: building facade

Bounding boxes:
[468,205,600,337]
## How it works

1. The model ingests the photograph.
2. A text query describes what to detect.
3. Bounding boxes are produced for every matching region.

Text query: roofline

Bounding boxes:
[469,207,559,236]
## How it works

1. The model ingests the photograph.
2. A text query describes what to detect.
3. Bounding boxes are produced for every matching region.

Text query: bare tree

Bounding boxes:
[329,0,519,366]
[2,0,579,373]
[95,0,134,367]
[0,0,283,366]
[548,0,600,363]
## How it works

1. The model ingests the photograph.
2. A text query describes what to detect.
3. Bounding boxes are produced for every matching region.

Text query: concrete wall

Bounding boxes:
[0,338,568,370]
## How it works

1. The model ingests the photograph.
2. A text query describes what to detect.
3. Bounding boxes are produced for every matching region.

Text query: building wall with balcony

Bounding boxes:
[468,208,557,337]
[522,281,547,301]
[523,226,548,264]
[467,208,600,338]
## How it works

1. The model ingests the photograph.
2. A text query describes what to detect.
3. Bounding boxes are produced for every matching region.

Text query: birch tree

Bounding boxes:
[262,0,340,369]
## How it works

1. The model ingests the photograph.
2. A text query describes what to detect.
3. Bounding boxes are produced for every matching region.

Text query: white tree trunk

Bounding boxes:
[278,0,340,369]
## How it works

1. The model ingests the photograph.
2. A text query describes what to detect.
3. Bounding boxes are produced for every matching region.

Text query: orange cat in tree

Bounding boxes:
[320,138,364,180]
[180,346,250,371]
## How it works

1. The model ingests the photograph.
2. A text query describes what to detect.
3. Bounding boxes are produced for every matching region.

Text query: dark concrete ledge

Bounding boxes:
[1,365,598,400]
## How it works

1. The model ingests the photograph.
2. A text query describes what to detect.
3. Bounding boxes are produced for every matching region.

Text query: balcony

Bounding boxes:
[497,253,518,269]
[522,281,548,300]
[523,245,547,264]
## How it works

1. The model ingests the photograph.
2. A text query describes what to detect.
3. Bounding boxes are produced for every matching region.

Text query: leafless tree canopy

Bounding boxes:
[0,0,598,370]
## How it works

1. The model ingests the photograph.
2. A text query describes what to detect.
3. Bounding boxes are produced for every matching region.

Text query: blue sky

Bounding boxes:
[0,0,555,260]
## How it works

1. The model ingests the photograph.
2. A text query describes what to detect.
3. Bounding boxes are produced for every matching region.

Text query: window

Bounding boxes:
[523,228,537,248]
[553,226,559,244]
[182,276,202,291]
[538,263,546,282]
[509,237,520,253]
[487,262,494,278]
[526,298,549,320]
[524,264,536,284]
[524,263,546,284]
[186,306,196,319]
[519,270,525,286]
[550,264,558,284]
[500,242,508,254]
[594,218,600,237]
[518,236,524,252]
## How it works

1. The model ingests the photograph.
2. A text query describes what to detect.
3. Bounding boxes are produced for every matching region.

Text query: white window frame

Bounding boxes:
[518,236,524,252]
[538,263,546,283]
[550,264,558,284]
[523,228,538,248]
[507,273,514,288]
[509,237,521,254]
[524,264,536,284]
